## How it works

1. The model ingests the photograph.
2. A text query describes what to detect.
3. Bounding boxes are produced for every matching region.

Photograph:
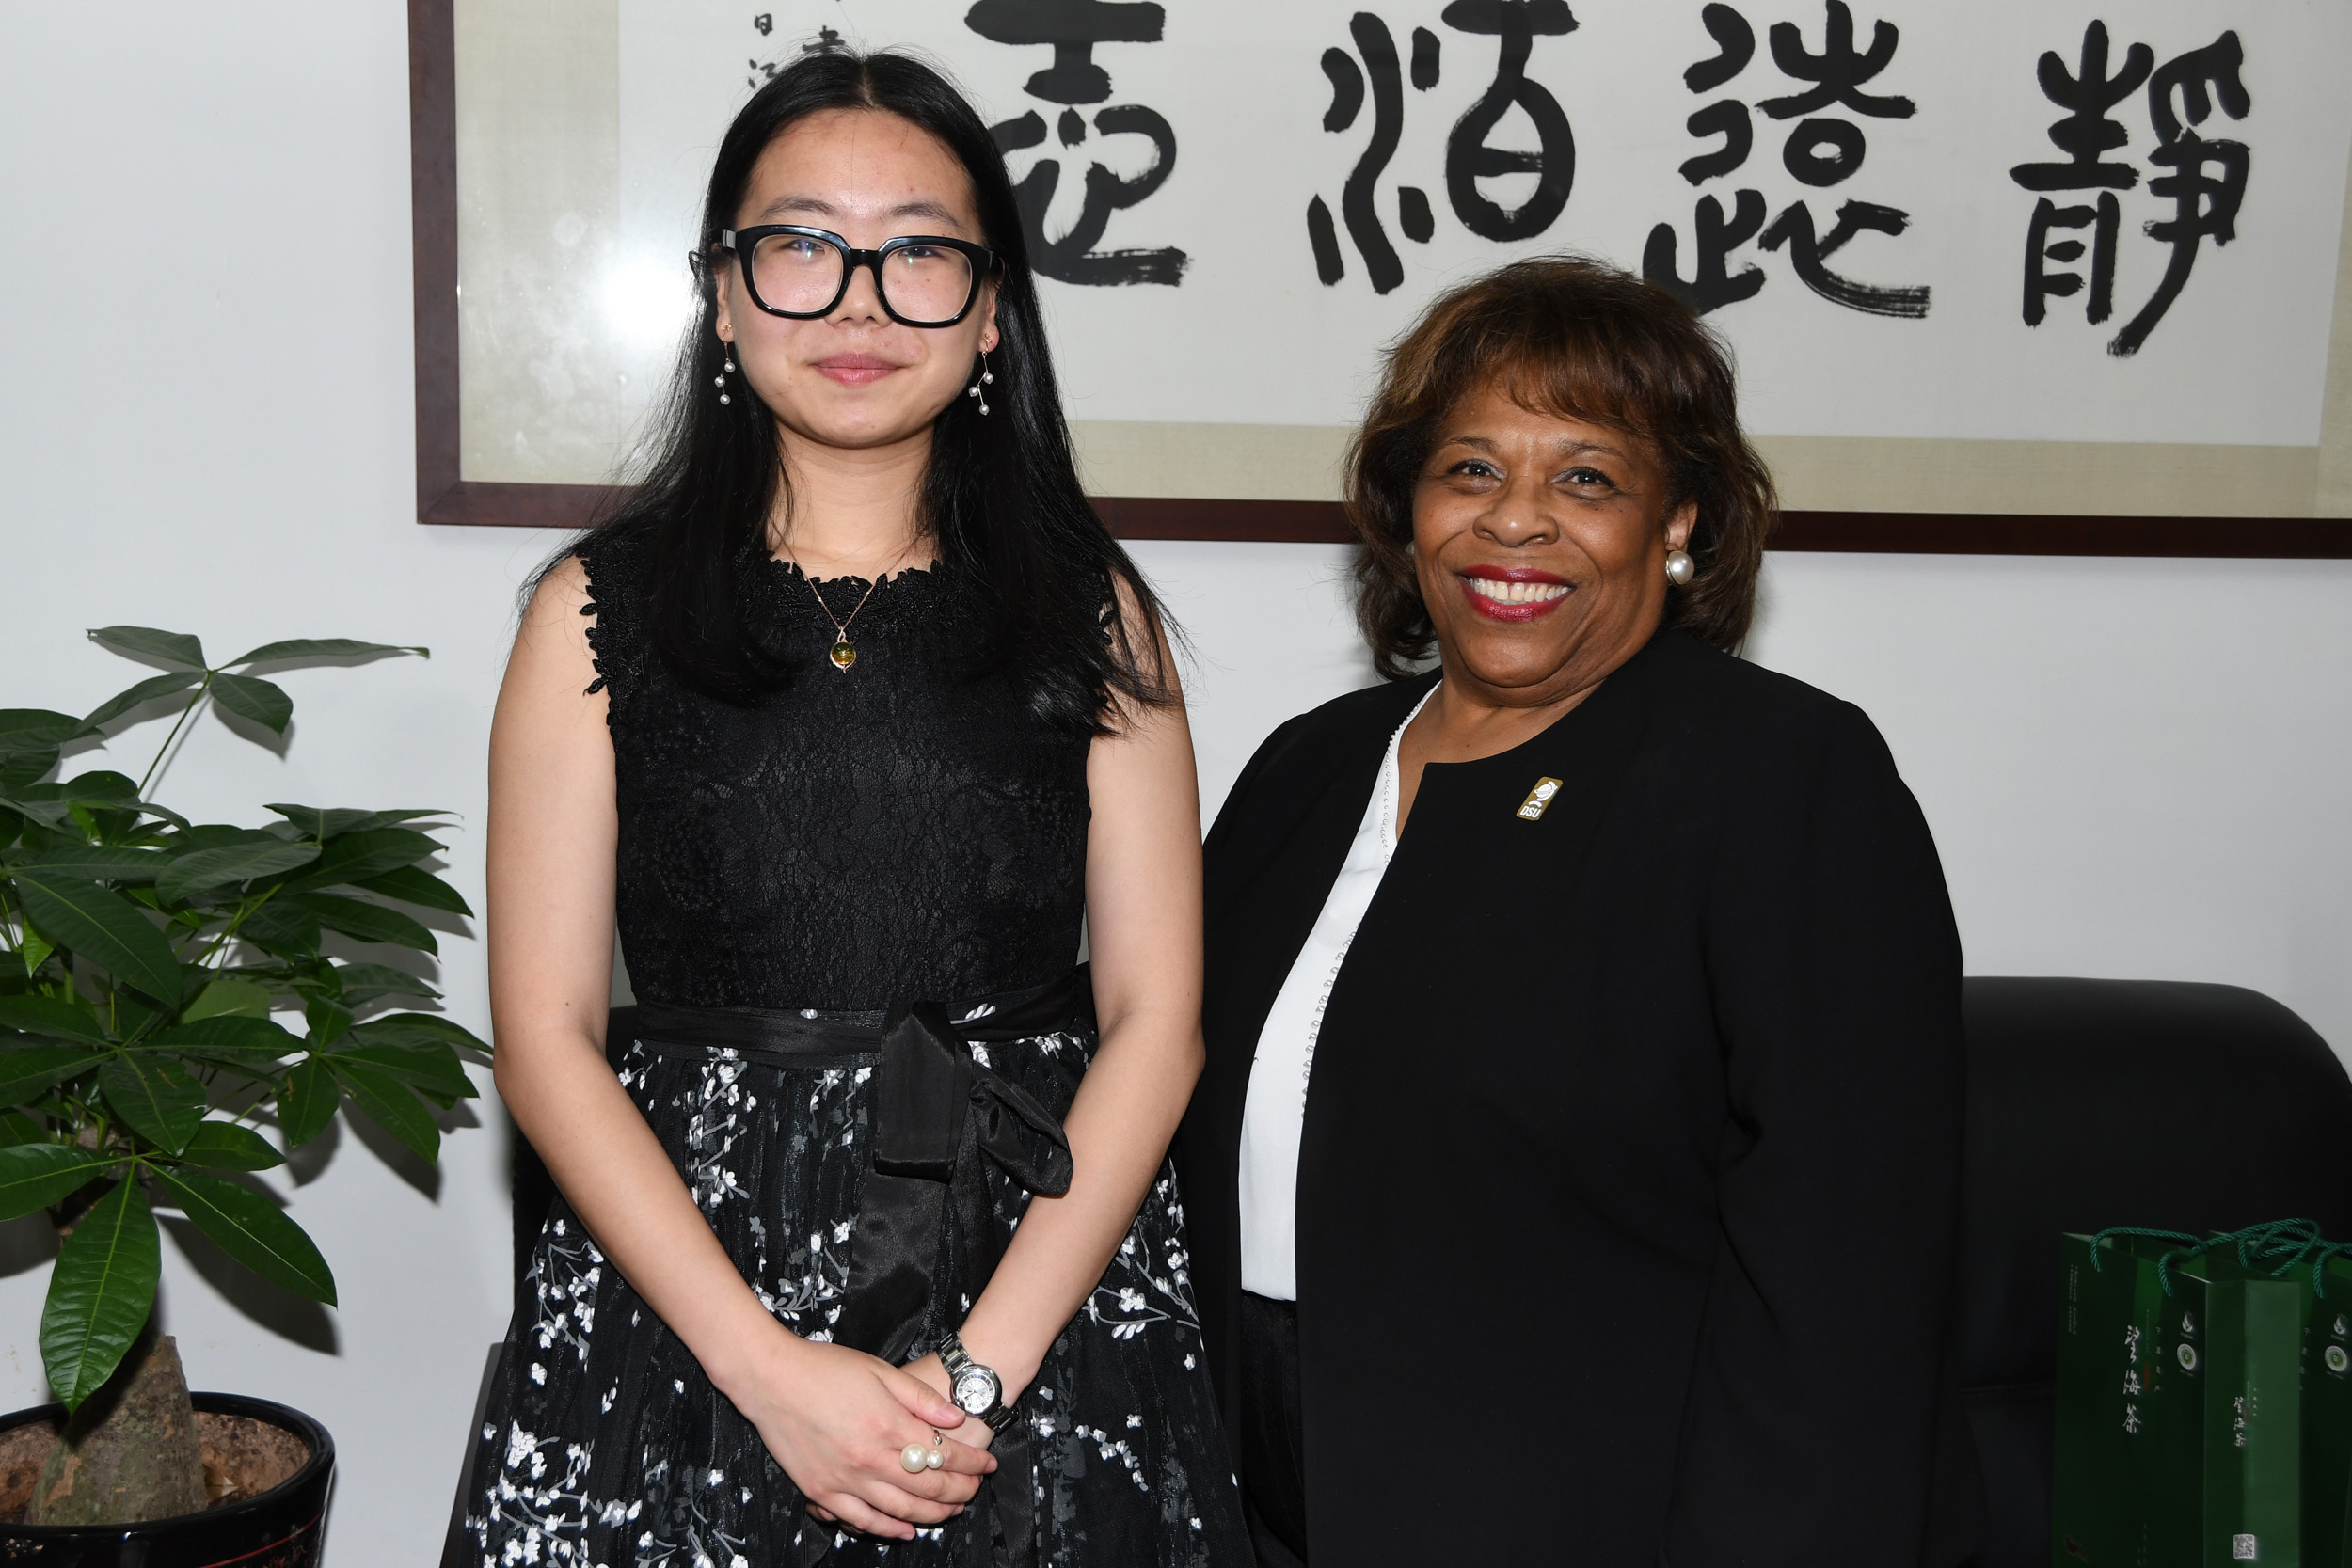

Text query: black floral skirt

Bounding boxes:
[458,992,1249,1568]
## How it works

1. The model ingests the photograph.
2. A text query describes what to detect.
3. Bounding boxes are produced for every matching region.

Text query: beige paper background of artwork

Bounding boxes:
[455,0,2352,518]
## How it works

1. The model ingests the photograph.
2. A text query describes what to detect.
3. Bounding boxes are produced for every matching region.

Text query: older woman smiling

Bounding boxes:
[1175,258,1981,1567]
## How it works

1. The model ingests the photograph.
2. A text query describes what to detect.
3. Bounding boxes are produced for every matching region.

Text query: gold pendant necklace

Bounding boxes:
[796,565,881,672]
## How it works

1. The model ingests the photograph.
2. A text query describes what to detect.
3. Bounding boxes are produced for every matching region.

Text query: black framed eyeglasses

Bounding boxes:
[720,226,997,327]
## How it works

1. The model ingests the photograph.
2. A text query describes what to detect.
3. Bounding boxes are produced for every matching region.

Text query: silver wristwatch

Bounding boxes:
[938,1329,1018,1433]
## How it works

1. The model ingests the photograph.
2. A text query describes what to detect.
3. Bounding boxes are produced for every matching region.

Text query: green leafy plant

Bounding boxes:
[0,626,488,1411]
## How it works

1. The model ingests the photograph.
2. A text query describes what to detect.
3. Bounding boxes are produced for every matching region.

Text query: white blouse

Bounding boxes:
[1236,685,1436,1301]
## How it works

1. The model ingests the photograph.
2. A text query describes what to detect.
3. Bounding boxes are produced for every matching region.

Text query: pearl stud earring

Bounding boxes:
[1664,548,1695,586]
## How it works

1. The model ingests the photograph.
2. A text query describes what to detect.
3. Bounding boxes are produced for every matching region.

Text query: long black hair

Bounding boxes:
[567,46,1172,732]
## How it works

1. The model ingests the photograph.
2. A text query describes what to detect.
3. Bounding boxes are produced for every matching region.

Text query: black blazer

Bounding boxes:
[1174,631,1982,1566]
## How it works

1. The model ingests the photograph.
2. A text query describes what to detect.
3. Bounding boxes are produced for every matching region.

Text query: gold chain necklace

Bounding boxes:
[796,566,882,672]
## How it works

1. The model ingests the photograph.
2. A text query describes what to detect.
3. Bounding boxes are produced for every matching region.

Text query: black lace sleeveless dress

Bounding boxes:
[458,531,1248,1568]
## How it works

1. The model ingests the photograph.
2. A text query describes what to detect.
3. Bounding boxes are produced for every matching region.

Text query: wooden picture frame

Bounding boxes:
[407,0,2352,557]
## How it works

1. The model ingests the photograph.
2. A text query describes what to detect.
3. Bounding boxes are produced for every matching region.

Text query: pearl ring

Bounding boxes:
[899,1430,946,1474]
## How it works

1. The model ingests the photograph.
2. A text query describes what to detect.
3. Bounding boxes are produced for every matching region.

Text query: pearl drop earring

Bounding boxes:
[714,339,736,406]
[965,348,994,416]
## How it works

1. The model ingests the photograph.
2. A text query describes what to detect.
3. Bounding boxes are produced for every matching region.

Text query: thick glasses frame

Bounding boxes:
[721,226,998,327]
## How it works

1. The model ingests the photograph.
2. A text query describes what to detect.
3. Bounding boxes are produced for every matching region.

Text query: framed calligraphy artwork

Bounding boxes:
[410,0,2352,553]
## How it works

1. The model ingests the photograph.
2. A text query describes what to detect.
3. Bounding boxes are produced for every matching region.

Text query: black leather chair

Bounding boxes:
[1956,978,2352,1568]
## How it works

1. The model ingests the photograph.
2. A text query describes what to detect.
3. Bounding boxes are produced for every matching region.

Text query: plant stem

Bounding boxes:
[137,675,215,798]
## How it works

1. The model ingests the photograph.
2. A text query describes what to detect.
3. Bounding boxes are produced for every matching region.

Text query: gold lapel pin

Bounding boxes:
[1517,777,1565,821]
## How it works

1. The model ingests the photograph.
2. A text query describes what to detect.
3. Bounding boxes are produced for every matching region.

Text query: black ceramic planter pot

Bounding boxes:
[0,1393,333,1567]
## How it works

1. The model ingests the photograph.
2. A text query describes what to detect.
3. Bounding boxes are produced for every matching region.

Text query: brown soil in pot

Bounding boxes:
[0,1415,309,1523]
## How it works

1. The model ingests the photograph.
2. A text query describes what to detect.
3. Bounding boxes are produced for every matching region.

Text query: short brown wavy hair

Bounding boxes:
[1346,255,1776,678]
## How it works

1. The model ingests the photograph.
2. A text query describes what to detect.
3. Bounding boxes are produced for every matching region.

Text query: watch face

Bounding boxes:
[952,1366,998,1415]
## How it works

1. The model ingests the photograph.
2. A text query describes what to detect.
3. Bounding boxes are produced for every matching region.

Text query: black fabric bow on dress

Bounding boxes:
[830,988,1078,1568]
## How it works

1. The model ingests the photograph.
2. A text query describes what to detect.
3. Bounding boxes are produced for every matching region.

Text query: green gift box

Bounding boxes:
[2055,1229,2308,1567]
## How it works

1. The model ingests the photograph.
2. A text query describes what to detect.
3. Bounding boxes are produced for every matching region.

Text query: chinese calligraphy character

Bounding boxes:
[1644,1,1927,319]
[1444,0,1578,242]
[967,0,1187,286]
[1308,3,1577,292]
[2011,24,2249,356]
[2010,22,2151,328]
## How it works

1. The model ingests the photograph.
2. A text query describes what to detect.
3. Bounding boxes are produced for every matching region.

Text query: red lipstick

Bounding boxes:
[1458,564,1573,622]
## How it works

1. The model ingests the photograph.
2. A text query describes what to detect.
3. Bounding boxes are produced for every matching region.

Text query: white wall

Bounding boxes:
[2,5,2347,1565]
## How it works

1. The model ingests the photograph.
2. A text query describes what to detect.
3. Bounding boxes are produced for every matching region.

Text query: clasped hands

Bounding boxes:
[726,1333,1002,1543]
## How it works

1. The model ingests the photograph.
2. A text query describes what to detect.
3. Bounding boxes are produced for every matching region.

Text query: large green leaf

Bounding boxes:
[9,846,167,882]
[174,1121,285,1172]
[235,899,320,959]
[150,1165,334,1304]
[265,804,448,839]
[208,673,292,735]
[0,1145,113,1221]
[330,962,439,1005]
[329,1039,477,1103]
[79,672,204,734]
[0,710,87,752]
[0,995,113,1048]
[326,1059,438,1161]
[98,1057,206,1155]
[181,976,274,1022]
[40,1173,161,1411]
[230,638,426,666]
[294,829,444,892]
[0,1045,111,1104]
[352,865,472,916]
[156,840,320,904]
[13,875,183,1004]
[296,894,437,955]
[0,747,58,792]
[148,1014,303,1061]
[345,1010,490,1058]
[87,626,204,671]
[15,771,143,810]
[0,1110,47,1147]
[277,1057,338,1147]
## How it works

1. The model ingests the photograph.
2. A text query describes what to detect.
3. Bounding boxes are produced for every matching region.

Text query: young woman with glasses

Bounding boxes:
[457,48,1249,1568]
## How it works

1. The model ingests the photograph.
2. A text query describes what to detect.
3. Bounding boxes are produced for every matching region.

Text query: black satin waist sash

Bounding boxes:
[628,973,1089,1568]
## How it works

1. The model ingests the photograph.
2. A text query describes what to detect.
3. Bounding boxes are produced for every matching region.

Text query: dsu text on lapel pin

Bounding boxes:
[1517,777,1564,821]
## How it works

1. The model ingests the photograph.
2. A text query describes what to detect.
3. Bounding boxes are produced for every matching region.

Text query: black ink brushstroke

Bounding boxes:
[1399,185,1436,242]
[1759,198,1930,317]
[1341,11,1406,293]
[1782,117,1864,186]
[1679,99,1752,185]
[1683,4,1755,94]
[964,0,1166,104]
[1308,196,1346,284]
[1643,187,1767,314]
[1322,46,1366,132]
[1411,27,1442,89]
